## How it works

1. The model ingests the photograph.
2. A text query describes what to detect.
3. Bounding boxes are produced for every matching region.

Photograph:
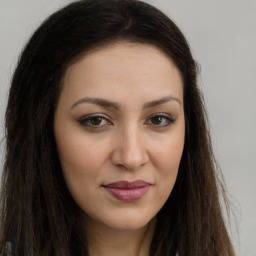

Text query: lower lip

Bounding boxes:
[103,185,150,202]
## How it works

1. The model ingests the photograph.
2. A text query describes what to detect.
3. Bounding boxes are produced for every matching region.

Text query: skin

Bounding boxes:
[54,42,185,256]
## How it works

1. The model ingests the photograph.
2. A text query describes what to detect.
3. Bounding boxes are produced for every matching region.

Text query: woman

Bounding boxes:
[0,0,235,255]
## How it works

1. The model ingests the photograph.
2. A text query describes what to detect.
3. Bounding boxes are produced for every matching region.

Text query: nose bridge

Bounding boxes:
[111,122,148,170]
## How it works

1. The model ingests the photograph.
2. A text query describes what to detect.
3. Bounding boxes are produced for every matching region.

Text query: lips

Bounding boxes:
[102,180,151,202]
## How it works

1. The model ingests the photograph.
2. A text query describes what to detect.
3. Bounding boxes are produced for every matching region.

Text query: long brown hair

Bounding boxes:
[0,0,235,255]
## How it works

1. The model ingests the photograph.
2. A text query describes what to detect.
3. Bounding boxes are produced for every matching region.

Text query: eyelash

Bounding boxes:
[79,114,111,128]
[79,114,176,129]
[146,114,176,128]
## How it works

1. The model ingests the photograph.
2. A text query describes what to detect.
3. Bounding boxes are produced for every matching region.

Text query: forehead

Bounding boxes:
[61,41,183,106]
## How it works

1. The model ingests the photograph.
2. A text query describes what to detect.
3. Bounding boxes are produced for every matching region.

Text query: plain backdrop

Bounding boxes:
[0,1,255,255]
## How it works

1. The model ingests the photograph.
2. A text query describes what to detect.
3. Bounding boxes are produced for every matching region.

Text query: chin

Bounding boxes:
[83,208,154,232]
[100,211,156,231]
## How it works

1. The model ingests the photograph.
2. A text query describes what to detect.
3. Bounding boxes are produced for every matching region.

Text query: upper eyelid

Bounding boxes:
[147,112,175,119]
[148,115,175,122]
[79,113,110,120]
[79,112,173,119]
[79,114,112,126]
[78,112,175,120]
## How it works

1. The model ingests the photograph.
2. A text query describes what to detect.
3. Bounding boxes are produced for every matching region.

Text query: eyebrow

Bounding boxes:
[70,95,181,110]
[142,96,181,109]
[70,97,120,110]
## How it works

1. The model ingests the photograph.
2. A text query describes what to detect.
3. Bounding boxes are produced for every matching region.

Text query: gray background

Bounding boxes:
[0,0,255,255]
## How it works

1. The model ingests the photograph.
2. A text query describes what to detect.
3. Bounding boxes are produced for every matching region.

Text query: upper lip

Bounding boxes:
[103,180,151,189]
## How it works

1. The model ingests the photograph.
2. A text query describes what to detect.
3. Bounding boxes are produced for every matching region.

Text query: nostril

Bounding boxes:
[111,145,149,171]
[110,128,149,170]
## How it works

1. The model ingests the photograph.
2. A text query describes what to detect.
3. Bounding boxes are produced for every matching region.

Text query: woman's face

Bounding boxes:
[54,42,185,231]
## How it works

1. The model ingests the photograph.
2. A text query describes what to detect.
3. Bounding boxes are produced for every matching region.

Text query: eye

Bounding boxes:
[146,114,175,128]
[79,115,112,128]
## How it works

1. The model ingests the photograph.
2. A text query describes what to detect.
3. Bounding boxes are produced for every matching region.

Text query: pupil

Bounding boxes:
[152,116,162,125]
[91,117,102,126]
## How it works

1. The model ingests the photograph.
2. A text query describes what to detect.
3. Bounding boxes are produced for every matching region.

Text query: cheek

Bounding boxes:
[55,134,108,209]
[151,127,185,198]
[54,129,110,194]
[153,129,184,172]
[55,127,107,171]
[162,138,184,172]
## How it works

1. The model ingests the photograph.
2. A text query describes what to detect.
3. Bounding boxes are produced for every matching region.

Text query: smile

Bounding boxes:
[102,180,151,202]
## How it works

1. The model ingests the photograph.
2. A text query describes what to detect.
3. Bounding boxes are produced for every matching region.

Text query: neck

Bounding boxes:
[84,217,156,256]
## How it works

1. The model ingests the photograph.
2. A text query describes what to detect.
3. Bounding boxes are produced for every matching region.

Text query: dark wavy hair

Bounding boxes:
[0,0,235,255]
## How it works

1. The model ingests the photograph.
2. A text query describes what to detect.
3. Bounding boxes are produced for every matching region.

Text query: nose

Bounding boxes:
[110,125,149,171]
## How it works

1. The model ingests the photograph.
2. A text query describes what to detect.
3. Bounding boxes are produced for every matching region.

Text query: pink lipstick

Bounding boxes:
[103,180,151,202]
